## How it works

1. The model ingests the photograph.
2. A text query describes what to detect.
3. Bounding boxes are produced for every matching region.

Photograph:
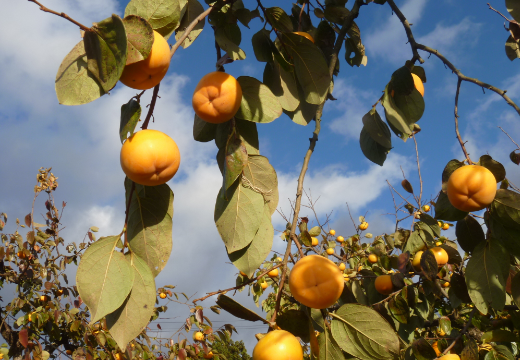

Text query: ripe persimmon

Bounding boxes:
[294,31,314,43]
[192,72,242,124]
[203,352,214,359]
[311,237,319,246]
[268,268,279,278]
[252,330,303,360]
[120,129,180,186]
[326,248,335,255]
[430,247,449,267]
[329,229,336,236]
[374,275,393,295]
[119,30,171,90]
[359,222,369,231]
[438,355,460,360]
[412,251,423,272]
[288,255,344,309]
[193,331,204,341]
[368,254,378,264]
[446,165,497,212]
[336,236,344,243]
[261,282,268,290]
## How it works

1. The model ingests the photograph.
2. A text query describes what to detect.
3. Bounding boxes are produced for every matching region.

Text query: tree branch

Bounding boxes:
[141,84,160,130]
[28,0,90,31]
[170,5,215,58]
[269,0,366,324]
[386,0,520,119]
[454,78,473,164]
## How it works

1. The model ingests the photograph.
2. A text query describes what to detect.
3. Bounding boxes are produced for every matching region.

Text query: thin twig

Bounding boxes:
[454,78,472,164]
[192,264,283,306]
[298,1,307,32]
[269,0,366,324]
[170,5,215,58]
[411,134,423,206]
[488,3,513,22]
[498,126,520,149]
[141,84,160,130]
[28,0,90,31]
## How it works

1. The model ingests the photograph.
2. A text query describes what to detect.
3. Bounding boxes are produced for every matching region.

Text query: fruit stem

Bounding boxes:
[141,84,160,130]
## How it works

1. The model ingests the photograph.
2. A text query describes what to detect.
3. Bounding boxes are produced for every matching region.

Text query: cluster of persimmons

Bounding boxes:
[115,30,498,360]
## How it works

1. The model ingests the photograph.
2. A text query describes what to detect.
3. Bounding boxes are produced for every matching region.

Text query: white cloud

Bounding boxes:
[328,79,377,140]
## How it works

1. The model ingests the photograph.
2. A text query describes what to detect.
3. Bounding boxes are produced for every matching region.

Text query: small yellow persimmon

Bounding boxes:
[368,254,378,264]
[193,331,204,342]
[252,330,303,360]
[336,236,344,243]
[329,229,336,236]
[412,251,423,272]
[326,248,335,255]
[159,293,167,299]
[359,222,369,231]
[430,247,449,267]
[261,282,268,290]
[268,268,279,278]
[338,263,346,271]
[311,237,319,246]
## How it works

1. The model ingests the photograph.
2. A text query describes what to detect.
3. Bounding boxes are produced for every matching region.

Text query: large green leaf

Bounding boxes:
[216,294,266,322]
[125,0,182,39]
[235,76,283,123]
[455,215,485,253]
[281,33,331,105]
[490,189,520,229]
[411,338,437,360]
[265,7,293,33]
[506,0,520,22]
[215,24,246,60]
[434,190,468,221]
[489,217,520,258]
[55,40,105,105]
[215,120,260,155]
[478,155,506,183]
[223,136,248,191]
[174,0,205,48]
[331,304,399,360]
[484,345,515,360]
[242,155,279,215]
[324,6,350,24]
[263,61,299,112]
[122,15,154,65]
[106,253,156,349]
[382,84,413,141]
[214,181,265,253]
[362,109,392,149]
[360,126,390,166]
[465,241,506,314]
[393,89,425,124]
[252,29,273,62]
[125,178,174,276]
[228,204,273,278]
[193,114,217,142]
[319,327,346,360]
[76,236,134,323]
[84,15,128,93]
[276,309,311,343]
[120,99,141,143]
[441,159,465,191]
[505,35,520,61]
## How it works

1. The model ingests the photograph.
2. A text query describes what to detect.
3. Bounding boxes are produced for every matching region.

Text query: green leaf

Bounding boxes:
[263,60,299,112]
[455,215,485,253]
[125,0,182,39]
[362,109,392,149]
[319,327,346,360]
[120,99,141,143]
[309,226,321,237]
[506,0,520,22]
[283,83,318,125]
[324,6,350,24]
[216,294,266,322]
[235,76,283,123]
[55,40,105,105]
[215,24,246,60]
[481,330,519,343]
[106,253,156,349]
[228,204,273,278]
[359,126,389,166]
[505,35,520,61]
[216,120,260,155]
[450,272,471,303]
[490,189,520,229]
[434,191,468,221]
[122,15,154,65]
[393,89,425,124]
[331,304,399,360]
[465,241,506,314]
[265,7,293,33]
[125,178,174,276]
[402,230,428,255]
[223,135,248,191]
[488,217,520,258]
[281,33,331,105]
[411,338,437,360]
[76,236,134,323]
[460,338,479,360]
[388,295,409,324]
[485,345,515,360]
[242,155,279,215]
[441,159,465,191]
[214,181,265,253]
[252,29,273,62]
[276,310,311,343]
[478,155,506,183]
[391,66,415,96]
[382,83,413,141]
[84,15,128,93]
[345,36,367,67]
[193,114,218,142]
[510,271,520,307]
[174,0,205,48]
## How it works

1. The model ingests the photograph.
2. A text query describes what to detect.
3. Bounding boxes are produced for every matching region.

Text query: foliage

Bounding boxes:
[3,0,520,360]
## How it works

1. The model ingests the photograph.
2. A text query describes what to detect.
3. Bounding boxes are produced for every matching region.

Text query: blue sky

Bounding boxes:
[2,0,520,352]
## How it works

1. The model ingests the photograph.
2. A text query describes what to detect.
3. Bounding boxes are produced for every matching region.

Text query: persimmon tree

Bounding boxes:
[2,0,520,360]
